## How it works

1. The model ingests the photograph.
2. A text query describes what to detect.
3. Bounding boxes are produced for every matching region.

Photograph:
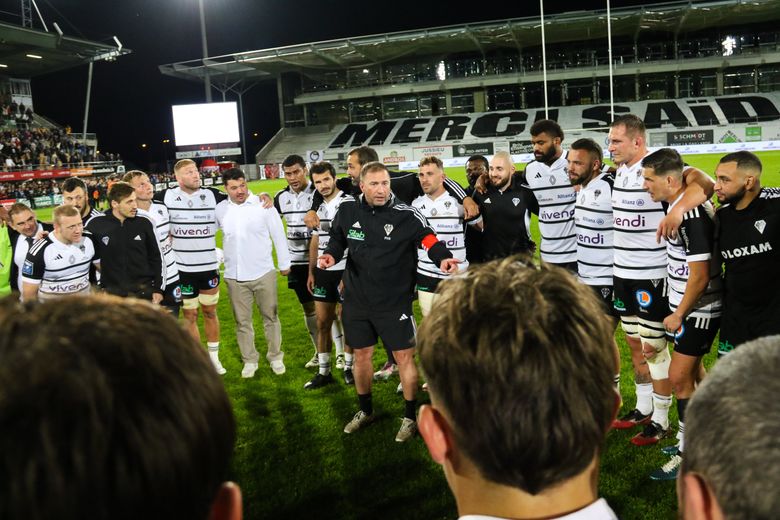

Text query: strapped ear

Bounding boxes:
[209,481,242,520]
[418,404,453,465]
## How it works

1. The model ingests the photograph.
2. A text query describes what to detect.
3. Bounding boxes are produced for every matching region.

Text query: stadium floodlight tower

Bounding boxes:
[198,0,212,102]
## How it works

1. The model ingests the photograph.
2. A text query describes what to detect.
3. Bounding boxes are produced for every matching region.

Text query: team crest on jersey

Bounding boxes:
[755,220,766,234]
[68,255,76,265]
[636,290,652,308]
[157,209,164,215]
[102,237,109,246]
[79,244,85,252]
[384,224,394,235]
[512,197,520,207]
[444,201,451,209]
[549,176,556,185]
[594,189,601,199]
[200,194,206,201]
[187,200,194,208]
[22,260,33,275]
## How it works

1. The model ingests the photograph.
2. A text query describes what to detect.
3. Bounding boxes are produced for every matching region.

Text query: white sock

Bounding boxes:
[304,312,318,349]
[318,352,331,376]
[207,341,220,353]
[345,352,353,370]
[613,373,621,396]
[677,421,685,453]
[332,319,344,356]
[651,393,672,429]
[636,383,654,415]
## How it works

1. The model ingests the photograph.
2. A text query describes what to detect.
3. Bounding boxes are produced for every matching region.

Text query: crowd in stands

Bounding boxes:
[0,100,33,128]
[0,180,59,201]
[0,127,120,171]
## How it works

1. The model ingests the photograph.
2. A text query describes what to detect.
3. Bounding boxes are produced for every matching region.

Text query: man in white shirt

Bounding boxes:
[216,168,291,378]
[417,259,618,520]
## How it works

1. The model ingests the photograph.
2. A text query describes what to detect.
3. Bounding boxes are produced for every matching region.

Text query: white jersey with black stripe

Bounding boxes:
[575,172,614,286]
[313,190,349,271]
[666,196,722,318]
[22,234,96,300]
[137,203,179,285]
[612,157,667,279]
[157,187,225,273]
[274,183,316,266]
[524,154,577,263]
[412,191,469,280]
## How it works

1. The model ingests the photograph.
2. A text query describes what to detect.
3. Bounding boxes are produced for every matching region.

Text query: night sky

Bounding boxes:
[13,0,648,169]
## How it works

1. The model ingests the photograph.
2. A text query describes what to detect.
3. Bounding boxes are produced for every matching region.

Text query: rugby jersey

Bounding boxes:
[524,154,577,263]
[412,191,470,280]
[612,156,667,280]
[22,233,97,300]
[666,196,721,318]
[274,182,316,267]
[154,187,226,273]
[137,202,179,286]
[312,190,349,271]
[575,172,615,286]
[82,206,103,226]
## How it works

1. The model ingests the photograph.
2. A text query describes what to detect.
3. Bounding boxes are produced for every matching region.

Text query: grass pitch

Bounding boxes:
[34,151,780,519]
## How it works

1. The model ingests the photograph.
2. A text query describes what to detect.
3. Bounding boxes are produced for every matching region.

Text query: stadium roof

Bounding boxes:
[0,21,130,77]
[160,0,780,84]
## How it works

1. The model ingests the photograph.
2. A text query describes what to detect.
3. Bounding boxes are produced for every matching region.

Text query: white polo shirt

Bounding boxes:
[215,193,291,282]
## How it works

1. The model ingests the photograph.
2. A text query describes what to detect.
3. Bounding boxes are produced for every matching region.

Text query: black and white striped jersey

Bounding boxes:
[313,190,349,271]
[575,172,615,286]
[22,234,97,300]
[83,206,104,226]
[137,203,179,286]
[153,187,226,273]
[412,191,470,280]
[666,197,722,318]
[612,157,667,279]
[274,183,316,267]
[524,154,577,264]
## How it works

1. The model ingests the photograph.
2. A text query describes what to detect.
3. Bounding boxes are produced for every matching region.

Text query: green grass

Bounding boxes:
[36,151,780,519]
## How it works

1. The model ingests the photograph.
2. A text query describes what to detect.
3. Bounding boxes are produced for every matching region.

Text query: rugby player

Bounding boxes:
[21,204,98,301]
[464,154,489,264]
[62,177,103,225]
[713,151,780,353]
[319,161,459,442]
[305,162,352,388]
[123,170,182,316]
[641,149,722,480]
[7,202,52,293]
[154,159,227,374]
[608,114,713,445]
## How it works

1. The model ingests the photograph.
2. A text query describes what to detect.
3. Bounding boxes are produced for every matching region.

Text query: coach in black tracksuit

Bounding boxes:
[86,182,163,302]
[320,162,458,441]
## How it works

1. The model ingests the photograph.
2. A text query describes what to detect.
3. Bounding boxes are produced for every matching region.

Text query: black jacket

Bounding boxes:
[8,222,54,291]
[85,212,164,295]
[325,194,452,311]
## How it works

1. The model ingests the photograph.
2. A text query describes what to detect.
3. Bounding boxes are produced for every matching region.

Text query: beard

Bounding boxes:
[720,185,747,206]
[535,147,557,164]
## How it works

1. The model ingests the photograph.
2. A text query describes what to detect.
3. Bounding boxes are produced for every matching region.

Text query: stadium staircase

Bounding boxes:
[256,124,335,164]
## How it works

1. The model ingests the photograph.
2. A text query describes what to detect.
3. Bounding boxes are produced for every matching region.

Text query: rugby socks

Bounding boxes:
[318,352,331,376]
[344,352,354,370]
[404,399,417,421]
[207,341,220,353]
[635,383,654,416]
[304,312,318,349]
[358,393,373,415]
[332,320,344,356]
[651,393,673,430]
[613,373,621,395]
[677,398,689,453]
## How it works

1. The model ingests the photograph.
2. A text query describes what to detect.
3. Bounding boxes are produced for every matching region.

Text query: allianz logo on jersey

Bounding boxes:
[541,208,574,220]
[620,198,646,207]
[578,233,606,245]
[579,215,608,226]
[614,215,647,228]
[721,241,772,259]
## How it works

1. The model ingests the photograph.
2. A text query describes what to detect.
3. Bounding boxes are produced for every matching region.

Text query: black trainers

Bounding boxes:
[631,421,672,446]
[612,408,652,430]
[304,372,334,390]
[343,368,355,385]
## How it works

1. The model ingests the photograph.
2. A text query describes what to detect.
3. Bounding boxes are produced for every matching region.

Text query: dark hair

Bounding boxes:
[348,146,379,167]
[569,138,604,165]
[641,148,684,177]
[418,257,615,495]
[0,295,236,520]
[611,114,646,137]
[282,154,306,169]
[222,167,245,184]
[108,181,136,203]
[309,161,336,180]
[529,119,564,140]
[718,151,762,174]
[61,177,87,194]
[7,202,33,220]
[466,155,489,170]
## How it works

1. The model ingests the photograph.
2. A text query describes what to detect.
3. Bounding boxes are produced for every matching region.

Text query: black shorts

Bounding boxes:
[668,315,720,357]
[162,282,182,306]
[719,298,780,356]
[287,264,314,304]
[342,302,416,351]
[416,273,442,294]
[179,270,220,299]
[312,268,343,303]
[589,284,618,319]
[613,277,668,322]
